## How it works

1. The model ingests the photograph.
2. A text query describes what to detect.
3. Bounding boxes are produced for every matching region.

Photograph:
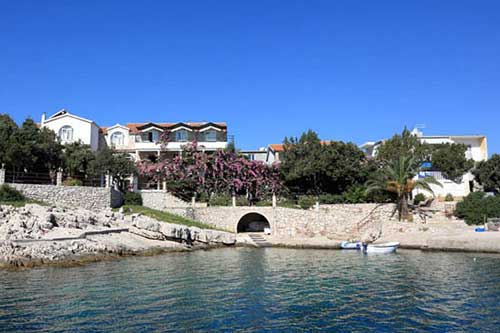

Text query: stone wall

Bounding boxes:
[174,204,396,238]
[138,190,190,210]
[9,183,120,211]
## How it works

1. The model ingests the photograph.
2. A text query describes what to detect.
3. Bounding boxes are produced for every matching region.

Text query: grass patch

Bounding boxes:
[118,205,221,230]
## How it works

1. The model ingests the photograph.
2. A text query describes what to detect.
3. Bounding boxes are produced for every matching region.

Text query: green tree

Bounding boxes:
[5,118,41,172]
[0,114,18,168]
[366,155,442,221]
[89,147,136,190]
[376,128,430,164]
[62,141,95,177]
[280,130,367,195]
[472,154,500,192]
[430,143,474,182]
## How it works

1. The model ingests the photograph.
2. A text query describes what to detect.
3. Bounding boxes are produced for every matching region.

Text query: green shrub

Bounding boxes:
[236,196,250,206]
[445,193,454,202]
[343,186,367,204]
[455,192,500,225]
[124,192,143,206]
[63,178,83,186]
[298,196,316,210]
[0,184,25,202]
[278,199,298,209]
[209,194,232,206]
[197,192,210,203]
[414,193,427,205]
[319,194,344,204]
[255,200,272,207]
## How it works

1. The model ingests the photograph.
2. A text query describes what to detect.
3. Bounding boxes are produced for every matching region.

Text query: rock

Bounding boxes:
[134,218,161,233]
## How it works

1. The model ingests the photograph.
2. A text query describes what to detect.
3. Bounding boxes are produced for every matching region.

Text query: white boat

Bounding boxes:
[363,242,400,254]
[340,241,362,250]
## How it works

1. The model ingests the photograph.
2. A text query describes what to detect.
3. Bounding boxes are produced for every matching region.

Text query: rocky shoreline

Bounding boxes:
[0,204,236,268]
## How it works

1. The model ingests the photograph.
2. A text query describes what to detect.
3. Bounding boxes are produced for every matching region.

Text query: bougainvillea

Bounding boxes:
[137,141,282,201]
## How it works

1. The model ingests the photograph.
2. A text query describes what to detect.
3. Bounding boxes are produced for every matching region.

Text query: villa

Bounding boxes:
[40,109,228,160]
[361,127,488,198]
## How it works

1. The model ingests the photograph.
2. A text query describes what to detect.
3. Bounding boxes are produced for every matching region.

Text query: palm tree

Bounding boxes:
[366,155,442,221]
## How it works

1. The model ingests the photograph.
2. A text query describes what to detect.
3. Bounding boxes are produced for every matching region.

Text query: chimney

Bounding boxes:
[41,112,46,126]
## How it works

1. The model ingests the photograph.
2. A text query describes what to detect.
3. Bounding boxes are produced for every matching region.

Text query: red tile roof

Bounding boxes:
[100,122,227,135]
[269,141,331,152]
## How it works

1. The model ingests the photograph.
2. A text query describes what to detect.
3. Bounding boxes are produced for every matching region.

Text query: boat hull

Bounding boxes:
[364,242,400,254]
[340,241,362,250]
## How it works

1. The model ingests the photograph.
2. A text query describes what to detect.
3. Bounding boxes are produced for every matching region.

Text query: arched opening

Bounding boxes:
[237,213,270,233]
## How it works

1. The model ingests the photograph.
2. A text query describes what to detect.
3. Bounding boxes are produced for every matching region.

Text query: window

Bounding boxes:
[111,132,125,146]
[141,130,160,143]
[204,130,217,142]
[175,130,188,142]
[59,126,73,142]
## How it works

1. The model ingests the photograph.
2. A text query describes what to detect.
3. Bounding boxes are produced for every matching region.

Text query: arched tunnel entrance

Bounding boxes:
[237,213,270,233]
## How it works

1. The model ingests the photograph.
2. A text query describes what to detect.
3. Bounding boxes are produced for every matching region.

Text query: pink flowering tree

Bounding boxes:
[137,141,283,202]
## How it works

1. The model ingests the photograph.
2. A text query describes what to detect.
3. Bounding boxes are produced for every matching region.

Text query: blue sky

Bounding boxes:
[1,1,499,153]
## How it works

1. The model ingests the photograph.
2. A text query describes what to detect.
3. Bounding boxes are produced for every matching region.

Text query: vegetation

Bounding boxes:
[445,193,454,202]
[124,192,143,206]
[62,178,83,186]
[255,200,272,207]
[473,154,500,192]
[376,128,473,182]
[119,205,219,230]
[0,184,47,207]
[298,195,316,210]
[88,146,136,190]
[376,128,431,164]
[0,116,64,175]
[208,194,232,206]
[138,142,282,201]
[280,130,368,195]
[413,193,427,205]
[277,199,299,209]
[366,156,441,221]
[455,192,500,225]
[0,114,137,186]
[431,144,474,182]
[0,184,25,202]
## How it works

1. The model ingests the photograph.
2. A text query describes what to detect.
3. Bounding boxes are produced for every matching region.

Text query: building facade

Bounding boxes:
[41,110,228,159]
[40,110,101,151]
[102,122,228,161]
[361,128,489,199]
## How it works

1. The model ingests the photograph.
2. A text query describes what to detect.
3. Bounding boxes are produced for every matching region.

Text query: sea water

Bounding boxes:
[1,248,499,332]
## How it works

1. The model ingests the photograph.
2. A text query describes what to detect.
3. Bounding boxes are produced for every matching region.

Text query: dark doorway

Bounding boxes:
[237,213,270,233]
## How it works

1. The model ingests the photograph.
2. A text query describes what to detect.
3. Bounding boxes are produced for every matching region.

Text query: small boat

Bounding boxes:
[363,242,400,254]
[340,241,362,250]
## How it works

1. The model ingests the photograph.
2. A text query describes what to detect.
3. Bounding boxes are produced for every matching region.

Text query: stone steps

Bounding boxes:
[248,233,273,248]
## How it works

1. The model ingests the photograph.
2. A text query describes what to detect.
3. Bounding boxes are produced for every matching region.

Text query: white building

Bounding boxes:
[240,147,268,163]
[40,109,100,151]
[102,122,228,162]
[40,110,228,160]
[361,128,489,199]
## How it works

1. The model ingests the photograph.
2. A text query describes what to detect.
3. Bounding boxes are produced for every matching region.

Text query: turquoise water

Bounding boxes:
[1,248,499,332]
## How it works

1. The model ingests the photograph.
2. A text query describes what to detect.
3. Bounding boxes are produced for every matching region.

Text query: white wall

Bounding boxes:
[413,172,474,199]
[43,115,98,151]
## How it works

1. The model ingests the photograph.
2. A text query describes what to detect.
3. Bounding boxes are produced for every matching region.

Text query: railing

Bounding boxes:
[3,170,105,187]
[5,171,55,185]
[418,171,446,180]
[66,174,104,187]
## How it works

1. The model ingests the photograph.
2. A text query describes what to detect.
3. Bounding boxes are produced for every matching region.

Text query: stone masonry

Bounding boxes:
[9,183,121,211]
[169,203,396,239]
